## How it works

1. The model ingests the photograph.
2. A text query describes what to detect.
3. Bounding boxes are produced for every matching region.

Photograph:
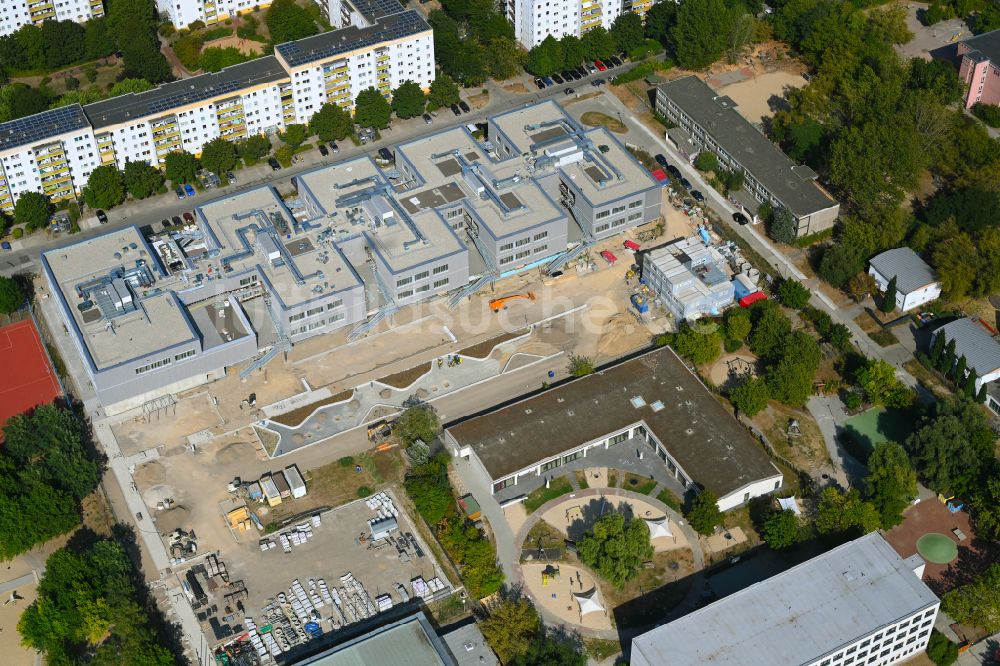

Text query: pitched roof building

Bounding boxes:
[867,247,941,312]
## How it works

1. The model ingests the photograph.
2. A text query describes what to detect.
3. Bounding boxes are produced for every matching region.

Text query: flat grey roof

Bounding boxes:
[446,346,780,497]
[657,76,838,218]
[961,28,1000,64]
[0,104,90,153]
[441,622,498,666]
[631,533,939,666]
[869,247,938,294]
[276,10,429,68]
[934,317,1000,376]
[293,613,451,665]
[83,57,289,129]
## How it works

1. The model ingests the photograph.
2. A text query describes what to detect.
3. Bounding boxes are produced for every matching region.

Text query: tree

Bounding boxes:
[266,0,319,44]
[391,80,426,119]
[577,513,654,587]
[818,244,866,288]
[280,123,308,150]
[761,509,799,549]
[561,35,585,67]
[748,301,792,358]
[510,636,586,666]
[64,76,79,90]
[767,355,818,406]
[309,103,352,141]
[8,84,49,120]
[926,630,958,666]
[777,278,811,309]
[645,0,678,49]
[486,37,525,81]
[199,138,238,179]
[108,78,155,97]
[354,87,391,129]
[857,359,904,406]
[0,276,26,313]
[942,564,1000,633]
[14,191,53,232]
[172,32,204,70]
[199,46,250,72]
[276,144,294,167]
[237,134,272,163]
[827,323,852,353]
[865,442,917,529]
[568,355,595,376]
[694,151,718,172]
[815,487,880,537]
[394,404,441,447]
[82,165,125,210]
[428,75,460,109]
[928,328,946,366]
[938,337,957,374]
[527,35,564,76]
[671,0,735,69]
[480,598,541,664]
[686,489,722,535]
[880,275,897,313]
[671,322,722,365]
[729,376,770,417]
[41,20,86,70]
[768,206,798,244]
[581,26,615,60]
[610,13,644,54]
[122,160,164,199]
[725,308,752,341]
[403,456,454,524]
[905,398,995,494]
[164,150,199,184]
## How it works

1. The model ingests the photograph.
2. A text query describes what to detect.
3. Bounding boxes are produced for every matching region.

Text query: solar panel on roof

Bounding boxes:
[0,105,89,151]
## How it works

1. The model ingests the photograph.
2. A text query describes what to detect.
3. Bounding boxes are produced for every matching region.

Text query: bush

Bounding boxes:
[926,630,958,666]
[338,456,354,467]
[685,489,722,535]
[724,338,743,352]
[777,278,811,310]
[843,391,862,411]
[357,486,372,498]
[568,355,595,376]
[971,102,1000,128]
[694,151,718,172]
[11,228,23,239]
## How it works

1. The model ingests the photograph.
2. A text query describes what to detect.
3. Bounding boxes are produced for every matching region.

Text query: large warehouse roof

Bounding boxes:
[630,533,939,666]
[446,346,779,497]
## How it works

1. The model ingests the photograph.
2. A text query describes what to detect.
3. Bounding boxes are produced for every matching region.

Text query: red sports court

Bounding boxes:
[0,319,61,431]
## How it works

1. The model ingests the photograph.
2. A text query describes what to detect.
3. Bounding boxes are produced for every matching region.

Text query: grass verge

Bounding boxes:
[523,477,574,513]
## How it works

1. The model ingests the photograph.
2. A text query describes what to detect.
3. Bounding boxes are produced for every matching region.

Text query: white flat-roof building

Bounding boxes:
[642,235,735,321]
[631,533,940,666]
[0,0,104,37]
[868,247,941,312]
[506,0,653,48]
[0,0,432,211]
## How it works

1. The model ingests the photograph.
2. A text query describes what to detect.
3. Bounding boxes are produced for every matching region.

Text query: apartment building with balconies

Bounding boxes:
[0,0,104,37]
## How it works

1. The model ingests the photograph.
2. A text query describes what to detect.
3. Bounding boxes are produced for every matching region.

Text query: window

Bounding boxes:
[397,289,413,298]
[306,306,323,317]
[595,209,610,219]
[563,451,581,464]
[515,237,531,247]
[629,200,642,209]
[396,276,412,287]
[308,319,325,330]
[135,357,171,375]
[515,249,530,260]
[533,231,548,241]
[608,432,628,446]
[433,278,448,288]
[534,244,548,254]
[417,284,431,292]
[493,477,514,491]
[540,458,561,472]
[326,299,343,310]
[499,255,514,265]
[595,222,610,233]
[329,312,345,323]
[433,264,448,275]
[612,205,626,214]
[414,270,430,281]
[174,349,196,362]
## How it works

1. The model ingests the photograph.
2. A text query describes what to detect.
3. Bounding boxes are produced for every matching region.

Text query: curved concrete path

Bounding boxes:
[510,487,706,641]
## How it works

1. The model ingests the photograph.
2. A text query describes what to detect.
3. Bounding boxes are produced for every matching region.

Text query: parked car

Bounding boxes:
[586,63,597,73]
[534,78,546,90]
[594,60,607,71]
[96,209,108,224]
[542,76,555,86]
[563,69,579,81]
[268,157,281,171]
[680,177,692,189]
[575,65,588,77]
[591,78,605,86]
[329,141,339,154]
[378,147,393,163]
[1,241,10,251]
[608,55,623,67]
[171,215,183,226]
[422,112,433,124]
[174,186,185,200]
[654,154,668,168]
[691,190,705,202]
[183,212,194,223]
[183,183,196,197]
[161,219,171,228]
[458,100,471,113]
[666,164,681,178]
[733,212,750,225]
[450,103,461,116]
[318,143,329,156]
[226,171,236,183]
[564,87,575,96]
[551,73,564,84]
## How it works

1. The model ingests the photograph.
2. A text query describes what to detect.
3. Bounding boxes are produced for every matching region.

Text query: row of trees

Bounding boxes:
[19,537,178,664]
[0,18,115,74]
[106,0,172,84]
[0,404,102,559]
[480,596,586,665]
[428,7,523,86]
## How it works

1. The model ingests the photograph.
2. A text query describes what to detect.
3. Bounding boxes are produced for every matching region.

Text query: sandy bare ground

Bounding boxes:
[0,581,38,665]
[204,34,264,55]
[708,352,759,388]
[521,562,613,631]
[540,495,689,553]
[716,70,807,126]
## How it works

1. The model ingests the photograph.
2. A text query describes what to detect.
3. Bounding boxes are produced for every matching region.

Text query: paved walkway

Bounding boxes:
[508,487,706,641]
[805,395,867,488]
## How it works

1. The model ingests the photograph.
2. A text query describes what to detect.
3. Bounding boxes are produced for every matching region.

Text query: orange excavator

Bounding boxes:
[489,292,535,312]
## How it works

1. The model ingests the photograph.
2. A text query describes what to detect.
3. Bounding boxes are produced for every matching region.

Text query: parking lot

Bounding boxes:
[181,489,452,656]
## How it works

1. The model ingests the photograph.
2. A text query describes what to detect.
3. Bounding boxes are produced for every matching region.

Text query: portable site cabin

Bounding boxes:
[273,471,292,499]
[284,465,307,499]
[247,481,263,501]
[260,474,282,507]
[370,516,398,541]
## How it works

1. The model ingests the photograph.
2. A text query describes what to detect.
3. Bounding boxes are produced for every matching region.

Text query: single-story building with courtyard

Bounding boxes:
[442,346,783,512]
[868,247,941,312]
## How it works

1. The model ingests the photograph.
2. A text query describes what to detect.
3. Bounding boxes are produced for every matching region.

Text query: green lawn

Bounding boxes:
[842,407,914,453]
[523,477,574,513]
[656,488,682,511]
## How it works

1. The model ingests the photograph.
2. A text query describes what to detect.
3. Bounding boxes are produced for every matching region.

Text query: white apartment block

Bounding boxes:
[0,0,432,211]
[506,0,653,49]
[155,0,265,29]
[0,0,104,37]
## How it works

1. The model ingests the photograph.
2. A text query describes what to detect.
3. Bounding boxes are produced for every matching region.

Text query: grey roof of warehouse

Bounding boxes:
[868,247,938,294]
[446,345,780,495]
[630,533,939,666]
[83,57,290,129]
[292,612,453,665]
[934,317,1000,376]
[657,76,838,218]
[0,104,91,152]
[960,27,1000,63]
[276,5,429,68]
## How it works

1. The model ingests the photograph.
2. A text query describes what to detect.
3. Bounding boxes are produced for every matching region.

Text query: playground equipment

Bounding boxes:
[489,292,535,312]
